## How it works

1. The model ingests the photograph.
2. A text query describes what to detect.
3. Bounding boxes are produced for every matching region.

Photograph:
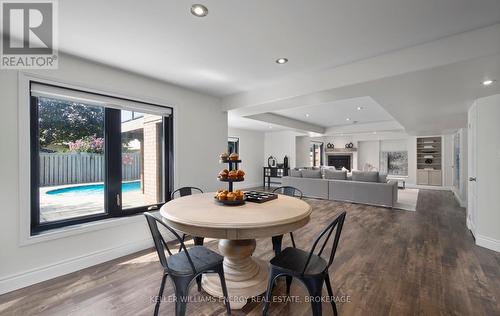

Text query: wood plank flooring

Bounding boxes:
[1,189,499,316]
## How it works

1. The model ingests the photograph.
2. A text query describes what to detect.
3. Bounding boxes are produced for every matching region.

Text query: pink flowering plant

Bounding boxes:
[68,135,104,154]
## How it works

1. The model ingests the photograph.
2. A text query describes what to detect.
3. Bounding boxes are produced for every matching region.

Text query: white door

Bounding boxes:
[467,104,478,236]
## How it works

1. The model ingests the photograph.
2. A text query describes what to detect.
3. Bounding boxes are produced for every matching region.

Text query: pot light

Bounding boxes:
[191,4,208,17]
[276,58,288,64]
[345,118,351,121]
[356,106,364,111]
[305,113,310,118]
[482,79,495,86]
[268,125,273,129]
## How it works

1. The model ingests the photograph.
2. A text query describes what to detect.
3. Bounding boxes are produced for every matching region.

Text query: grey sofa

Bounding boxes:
[282,170,398,208]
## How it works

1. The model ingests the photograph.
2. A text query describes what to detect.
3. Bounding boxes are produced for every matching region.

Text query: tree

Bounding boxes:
[38,97,104,147]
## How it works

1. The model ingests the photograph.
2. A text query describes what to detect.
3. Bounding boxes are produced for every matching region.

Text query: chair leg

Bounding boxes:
[173,277,191,316]
[324,274,338,316]
[217,266,231,315]
[262,269,280,315]
[193,237,204,291]
[285,276,293,295]
[290,232,296,248]
[303,277,325,316]
[154,273,168,316]
[178,234,186,253]
[271,235,284,256]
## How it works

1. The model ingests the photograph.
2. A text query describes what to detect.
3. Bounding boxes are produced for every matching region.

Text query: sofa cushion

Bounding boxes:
[301,169,322,178]
[378,173,388,183]
[290,169,302,177]
[352,171,379,182]
[324,169,347,180]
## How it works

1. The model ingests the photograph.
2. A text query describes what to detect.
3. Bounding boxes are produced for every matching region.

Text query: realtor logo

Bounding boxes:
[1,0,58,69]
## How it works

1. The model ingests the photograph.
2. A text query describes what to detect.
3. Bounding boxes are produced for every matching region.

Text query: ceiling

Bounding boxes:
[274,97,398,128]
[227,113,287,132]
[57,0,500,96]
[247,53,500,134]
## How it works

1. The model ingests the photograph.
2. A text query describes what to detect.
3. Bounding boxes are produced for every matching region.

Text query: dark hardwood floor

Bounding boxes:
[1,189,499,316]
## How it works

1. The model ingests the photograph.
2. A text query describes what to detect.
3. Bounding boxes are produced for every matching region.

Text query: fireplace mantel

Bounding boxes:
[325,148,357,153]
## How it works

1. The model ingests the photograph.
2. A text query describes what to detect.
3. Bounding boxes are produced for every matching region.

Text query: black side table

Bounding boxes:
[263,167,290,188]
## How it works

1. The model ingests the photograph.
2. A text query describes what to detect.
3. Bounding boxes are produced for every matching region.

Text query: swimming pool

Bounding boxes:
[46,181,141,196]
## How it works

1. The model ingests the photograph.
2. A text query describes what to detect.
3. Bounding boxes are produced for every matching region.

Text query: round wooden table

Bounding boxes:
[160,192,311,309]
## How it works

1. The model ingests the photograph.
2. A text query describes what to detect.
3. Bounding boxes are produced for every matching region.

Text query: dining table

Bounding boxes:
[160,192,312,309]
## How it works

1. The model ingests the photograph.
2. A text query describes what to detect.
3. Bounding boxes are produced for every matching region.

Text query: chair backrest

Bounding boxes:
[272,186,303,199]
[144,212,196,275]
[171,187,203,200]
[302,211,346,274]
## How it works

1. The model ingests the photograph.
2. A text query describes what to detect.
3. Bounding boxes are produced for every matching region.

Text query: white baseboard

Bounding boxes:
[476,234,500,253]
[406,184,452,191]
[452,189,466,207]
[0,238,152,295]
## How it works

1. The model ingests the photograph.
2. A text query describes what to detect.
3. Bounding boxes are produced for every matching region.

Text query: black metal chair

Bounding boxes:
[144,212,231,316]
[270,186,303,256]
[262,211,347,316]
[171,187,205,252]
[170,187,205,291]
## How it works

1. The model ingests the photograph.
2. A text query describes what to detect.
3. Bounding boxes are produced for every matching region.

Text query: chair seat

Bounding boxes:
[167,246,223,275]
[270,247,328,276]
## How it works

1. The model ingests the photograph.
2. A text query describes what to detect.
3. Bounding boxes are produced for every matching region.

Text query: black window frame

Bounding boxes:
[29,81,174,235]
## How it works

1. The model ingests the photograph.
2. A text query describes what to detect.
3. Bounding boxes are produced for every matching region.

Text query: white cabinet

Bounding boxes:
[417,169,442,186]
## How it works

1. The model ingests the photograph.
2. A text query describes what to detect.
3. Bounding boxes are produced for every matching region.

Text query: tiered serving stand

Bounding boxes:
[216,158,245,205]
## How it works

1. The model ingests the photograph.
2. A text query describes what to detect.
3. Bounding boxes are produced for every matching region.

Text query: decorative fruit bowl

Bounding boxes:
[214,195,246,206]
[217,177,244,182]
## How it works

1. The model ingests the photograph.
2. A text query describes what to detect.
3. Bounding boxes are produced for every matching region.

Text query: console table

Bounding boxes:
[263,167,289,188]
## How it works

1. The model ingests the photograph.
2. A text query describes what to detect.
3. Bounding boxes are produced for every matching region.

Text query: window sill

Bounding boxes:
[20,213,147,247]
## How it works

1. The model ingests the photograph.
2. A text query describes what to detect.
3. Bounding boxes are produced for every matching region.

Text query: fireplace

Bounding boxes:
[327,155,352,171]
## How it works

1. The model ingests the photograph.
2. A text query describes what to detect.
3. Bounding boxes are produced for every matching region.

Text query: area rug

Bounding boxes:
[394,188,419,211]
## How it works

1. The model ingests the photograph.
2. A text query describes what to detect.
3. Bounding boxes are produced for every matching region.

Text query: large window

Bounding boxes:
[30,82,173,234]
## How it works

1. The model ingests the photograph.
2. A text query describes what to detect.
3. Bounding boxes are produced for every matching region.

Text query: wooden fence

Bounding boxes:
[39,152,141,187]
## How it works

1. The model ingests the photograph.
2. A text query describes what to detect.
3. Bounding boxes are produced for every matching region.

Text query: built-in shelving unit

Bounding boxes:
[416,136,442,186]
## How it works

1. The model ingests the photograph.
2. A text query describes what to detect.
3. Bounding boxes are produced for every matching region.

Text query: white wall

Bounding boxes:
[295,136,311,167]
[264,131,301,168]
[358,141,380,170]
[474,94,500,251]
[0,53,227,294]
[228,128,265,188]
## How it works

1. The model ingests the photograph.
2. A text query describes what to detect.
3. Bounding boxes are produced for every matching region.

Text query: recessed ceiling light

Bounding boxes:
[345,118,351,121]
[191,4,208,17]
[305,113,310,117]
[482,79,495,86]
[268,125,273,129]
[356,106,364,111]
[276,58,288,64]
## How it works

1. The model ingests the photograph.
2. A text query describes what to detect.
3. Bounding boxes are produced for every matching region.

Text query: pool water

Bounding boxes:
[46,181,141,196]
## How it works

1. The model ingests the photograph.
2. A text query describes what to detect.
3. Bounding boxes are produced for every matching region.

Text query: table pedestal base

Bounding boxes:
[202,239,268,309]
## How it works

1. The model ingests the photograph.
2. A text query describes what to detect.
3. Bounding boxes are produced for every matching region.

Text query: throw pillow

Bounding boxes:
[378,173,388,183]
